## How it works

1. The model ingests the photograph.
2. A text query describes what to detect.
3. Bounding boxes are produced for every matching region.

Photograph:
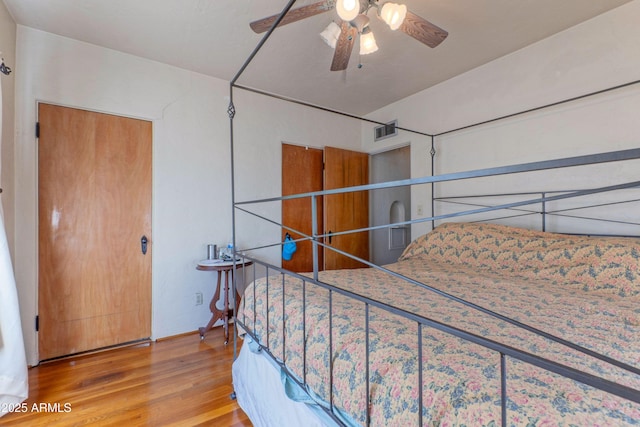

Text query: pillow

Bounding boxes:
[399,222,640,297]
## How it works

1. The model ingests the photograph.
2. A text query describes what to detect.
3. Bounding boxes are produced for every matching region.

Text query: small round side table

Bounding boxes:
[196,259,253,344]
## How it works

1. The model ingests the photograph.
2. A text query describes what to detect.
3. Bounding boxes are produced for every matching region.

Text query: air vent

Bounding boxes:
[374,120,398,141]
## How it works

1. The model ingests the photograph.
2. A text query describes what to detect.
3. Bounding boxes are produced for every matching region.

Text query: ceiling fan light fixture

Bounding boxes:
[380,2,407,30]
[320,21,342,48]
[359,28,378,55]
[351,14,370,32]
[336,0,361,22]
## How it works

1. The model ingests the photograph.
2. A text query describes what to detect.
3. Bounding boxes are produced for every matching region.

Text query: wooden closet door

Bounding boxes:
[38,103,152,360]
[282,144,324,273]
[324,146,369,270]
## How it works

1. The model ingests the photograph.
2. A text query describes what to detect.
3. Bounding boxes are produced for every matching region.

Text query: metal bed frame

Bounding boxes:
[226,1,640,424]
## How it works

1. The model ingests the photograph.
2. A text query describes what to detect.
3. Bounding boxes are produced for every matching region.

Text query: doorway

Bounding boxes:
[324,146,369,270]
[281,143,324,273]
[370,145,411,265]
[38,103,152,361]
[281,144,369,272]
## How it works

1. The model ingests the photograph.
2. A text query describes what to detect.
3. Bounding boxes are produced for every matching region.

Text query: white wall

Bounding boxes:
[363,0,640,239]
[14,27,361,365]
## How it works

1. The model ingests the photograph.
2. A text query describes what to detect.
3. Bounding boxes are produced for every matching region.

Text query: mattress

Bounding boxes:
[236,222,640,426]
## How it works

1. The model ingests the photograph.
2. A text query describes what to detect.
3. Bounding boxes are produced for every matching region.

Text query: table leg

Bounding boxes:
[223,270,230,344]
[199,270,225,340]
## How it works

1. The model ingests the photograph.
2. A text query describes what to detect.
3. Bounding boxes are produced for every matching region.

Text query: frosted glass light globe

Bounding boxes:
[336,0,360,22]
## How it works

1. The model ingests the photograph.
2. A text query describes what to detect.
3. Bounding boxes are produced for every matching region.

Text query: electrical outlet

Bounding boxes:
[196,292,203,305]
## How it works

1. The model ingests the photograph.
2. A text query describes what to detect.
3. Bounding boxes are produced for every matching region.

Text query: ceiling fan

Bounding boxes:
[250,0,448,71]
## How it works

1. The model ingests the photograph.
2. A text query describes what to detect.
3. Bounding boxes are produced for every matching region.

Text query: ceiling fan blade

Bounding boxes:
[330,21,357,71]
[250,1,335,34]
[400,11,448,48]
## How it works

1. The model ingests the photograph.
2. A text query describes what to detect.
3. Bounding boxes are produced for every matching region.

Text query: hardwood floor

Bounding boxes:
[1,328,252,426]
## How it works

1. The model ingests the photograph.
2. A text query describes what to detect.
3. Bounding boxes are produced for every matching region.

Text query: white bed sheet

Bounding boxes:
[232,337,337,427]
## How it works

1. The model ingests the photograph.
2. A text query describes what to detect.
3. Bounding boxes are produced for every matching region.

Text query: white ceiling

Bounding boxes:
[3,0,633,115]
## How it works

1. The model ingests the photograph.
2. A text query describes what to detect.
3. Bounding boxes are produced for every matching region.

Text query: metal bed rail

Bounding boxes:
[235,148,640,207]
[230,147,640,425]
[433,188,640,234]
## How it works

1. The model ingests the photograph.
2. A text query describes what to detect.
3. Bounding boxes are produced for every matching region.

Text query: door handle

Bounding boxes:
[328,230,332,245]
[141,235,148,255]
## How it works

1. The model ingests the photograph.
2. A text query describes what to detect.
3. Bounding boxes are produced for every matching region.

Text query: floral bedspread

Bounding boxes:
[237,222,640,426]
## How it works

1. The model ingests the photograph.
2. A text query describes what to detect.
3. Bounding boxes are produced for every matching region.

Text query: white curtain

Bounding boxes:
[0,74,28,417]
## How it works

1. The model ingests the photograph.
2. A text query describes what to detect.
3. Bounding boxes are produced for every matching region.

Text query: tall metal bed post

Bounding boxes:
[228,0,300,364]
[430,135,436,230]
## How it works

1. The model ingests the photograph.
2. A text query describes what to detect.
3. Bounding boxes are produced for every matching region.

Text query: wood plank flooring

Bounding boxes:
[1,328,252,426]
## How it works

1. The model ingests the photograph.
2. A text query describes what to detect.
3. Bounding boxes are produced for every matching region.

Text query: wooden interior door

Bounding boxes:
[324,146,369,270]
[282,144,324,273]
[38,103,152,361]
